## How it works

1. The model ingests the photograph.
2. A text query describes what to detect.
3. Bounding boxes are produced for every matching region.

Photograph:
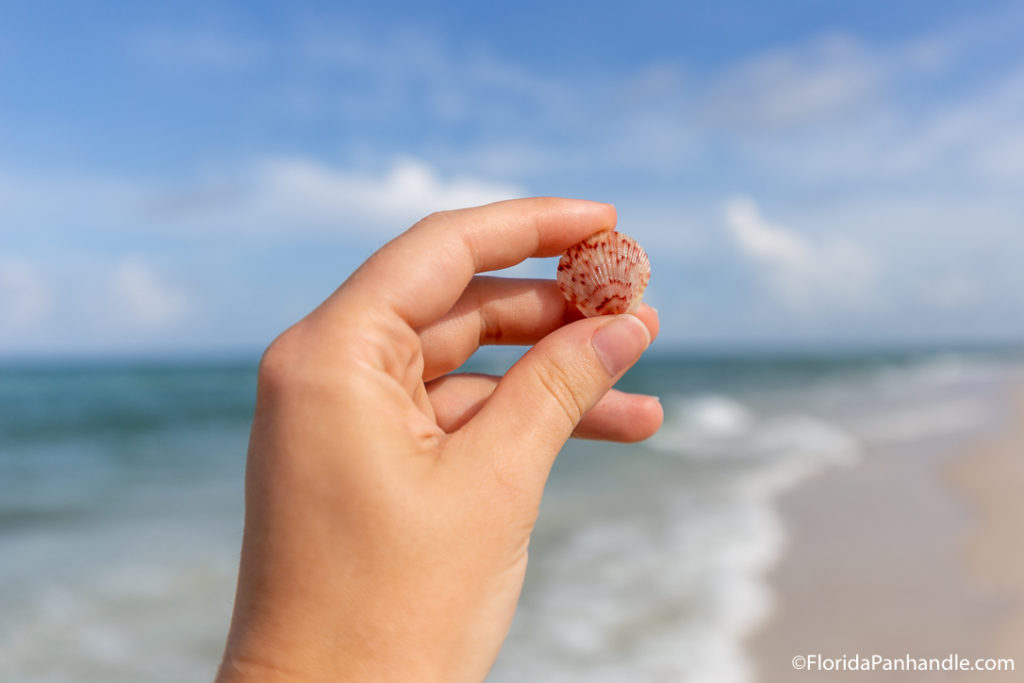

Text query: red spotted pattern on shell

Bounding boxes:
[556,230,651,317]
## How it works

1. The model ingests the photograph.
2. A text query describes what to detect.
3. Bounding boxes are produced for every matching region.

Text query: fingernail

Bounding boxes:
[592,315,650,376]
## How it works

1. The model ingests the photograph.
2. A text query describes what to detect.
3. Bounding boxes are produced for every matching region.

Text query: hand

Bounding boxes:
[216,198,662,682]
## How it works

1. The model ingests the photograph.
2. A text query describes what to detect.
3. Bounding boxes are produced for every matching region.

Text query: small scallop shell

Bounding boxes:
[556,230,651,317]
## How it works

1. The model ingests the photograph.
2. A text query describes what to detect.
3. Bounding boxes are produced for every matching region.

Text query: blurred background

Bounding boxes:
[2,1,1023,681]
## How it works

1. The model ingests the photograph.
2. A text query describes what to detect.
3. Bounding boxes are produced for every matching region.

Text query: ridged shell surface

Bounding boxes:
[556,230,651,317]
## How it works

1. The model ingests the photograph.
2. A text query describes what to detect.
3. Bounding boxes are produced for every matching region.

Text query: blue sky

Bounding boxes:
[2,0,1023,356]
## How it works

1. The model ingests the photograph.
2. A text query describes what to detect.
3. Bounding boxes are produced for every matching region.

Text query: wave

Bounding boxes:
[492,394,861,682]
[650,394,860,468]
[870,351,1024,396]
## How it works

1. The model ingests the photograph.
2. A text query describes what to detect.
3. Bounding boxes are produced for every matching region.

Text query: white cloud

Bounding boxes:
[110,260,188,329]
[703,34,880,130]
[149,157,526,236]
[0,256,200,353]
[195,5,1024,191]
[254,156,525,227]
[723,196,878,312]
[0,258,52,330]
[4,8,1024,353]
[0,157,525,245]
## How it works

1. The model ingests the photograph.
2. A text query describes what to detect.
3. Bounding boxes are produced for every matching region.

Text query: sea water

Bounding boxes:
[1,350,1020,682]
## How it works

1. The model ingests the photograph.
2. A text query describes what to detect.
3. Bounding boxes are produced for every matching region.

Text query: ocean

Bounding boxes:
[1,349,1021,682]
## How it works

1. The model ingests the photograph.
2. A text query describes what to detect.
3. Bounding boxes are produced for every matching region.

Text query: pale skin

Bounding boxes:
[216,197,663,682]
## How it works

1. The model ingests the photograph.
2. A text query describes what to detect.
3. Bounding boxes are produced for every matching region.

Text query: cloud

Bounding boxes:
[130,29,264,70]
[0,256,199,354]
[298,22,568,125]
[0,156,526,247]
[122,6,1024,192]
[703,34,880,130]
[723,197,878,312]
[148,157,526,236]
[0,171,143,230]
[4,7,1024,353]
[110,260,188,329]
[704,13,1024,187]
[253,156,525,226]
[0,258,52,330]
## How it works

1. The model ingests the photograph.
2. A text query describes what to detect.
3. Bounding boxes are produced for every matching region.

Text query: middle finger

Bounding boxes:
[417,276,659,381]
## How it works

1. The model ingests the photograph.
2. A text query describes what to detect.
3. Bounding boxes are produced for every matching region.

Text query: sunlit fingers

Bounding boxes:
[427,373,663,442]
[418,277,579,381]
[418,276,658,382]
[316,198,617,330]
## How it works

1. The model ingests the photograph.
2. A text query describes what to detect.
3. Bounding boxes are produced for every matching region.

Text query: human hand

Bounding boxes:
[216,198,662,682]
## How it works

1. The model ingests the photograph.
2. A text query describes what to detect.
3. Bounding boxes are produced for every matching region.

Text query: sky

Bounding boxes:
[1,0,1023,356]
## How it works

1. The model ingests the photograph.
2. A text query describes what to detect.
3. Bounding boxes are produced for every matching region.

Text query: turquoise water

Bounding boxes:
[1,349,1021,682]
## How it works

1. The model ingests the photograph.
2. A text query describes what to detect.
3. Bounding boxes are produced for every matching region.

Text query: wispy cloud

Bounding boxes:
[250,157,525,228]
[723,196,878,312]
[110,260,189,329]
[0,171,143,230]
[1,156,525,243]
[0,256,192,353]
[121,5,1024,191]
[130,29,264,70]
[4,4,1024,351]
[0,258,52,331]
[146,157,526,235]
[701,14,1024,188]
[702,34,881,130]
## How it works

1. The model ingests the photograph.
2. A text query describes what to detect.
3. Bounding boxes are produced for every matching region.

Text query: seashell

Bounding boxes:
[556,230,650,317]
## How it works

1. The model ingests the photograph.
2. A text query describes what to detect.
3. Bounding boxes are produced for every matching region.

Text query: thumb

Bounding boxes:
[460,313,651,487]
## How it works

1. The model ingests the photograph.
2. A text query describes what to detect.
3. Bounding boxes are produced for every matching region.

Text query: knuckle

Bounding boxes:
[257,325,307,393]
[416,209,455,232]
[531,358,589,428]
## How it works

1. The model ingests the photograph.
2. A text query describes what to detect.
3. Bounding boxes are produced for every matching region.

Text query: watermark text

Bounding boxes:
[791,653,1014,673]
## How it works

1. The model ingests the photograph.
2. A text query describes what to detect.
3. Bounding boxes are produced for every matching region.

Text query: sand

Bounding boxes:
[749,394,1024,682]
[946,396,1024,667]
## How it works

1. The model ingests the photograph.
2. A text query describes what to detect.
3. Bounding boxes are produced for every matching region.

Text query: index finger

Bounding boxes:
[326,197,616,328]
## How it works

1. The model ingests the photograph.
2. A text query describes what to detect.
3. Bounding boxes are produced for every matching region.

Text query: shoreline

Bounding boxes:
[748,386,1023,681]
[945,394,1024,666]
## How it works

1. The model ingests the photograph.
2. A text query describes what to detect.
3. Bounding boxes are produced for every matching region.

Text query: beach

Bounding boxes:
[947,394,1024,670]
[750,388,1024,681]
[2,351,1022,682]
